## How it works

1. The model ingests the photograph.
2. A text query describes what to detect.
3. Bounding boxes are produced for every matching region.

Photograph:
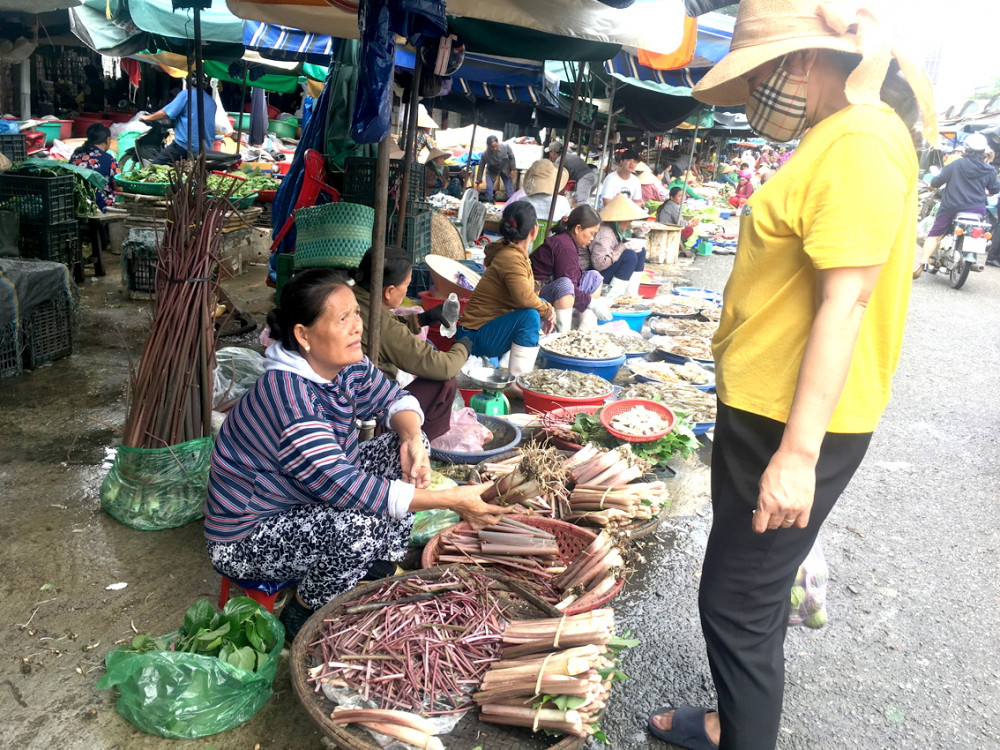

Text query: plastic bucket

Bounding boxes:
[537,351,626,383]
[608,310,652,333]
[637,282,661,299]
[426,324,454,352]
[34,120,72,144]
[417,290,470,315]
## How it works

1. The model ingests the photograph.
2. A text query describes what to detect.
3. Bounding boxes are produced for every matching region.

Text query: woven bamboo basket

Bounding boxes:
[291,566,585,750]
[422,516,624,615]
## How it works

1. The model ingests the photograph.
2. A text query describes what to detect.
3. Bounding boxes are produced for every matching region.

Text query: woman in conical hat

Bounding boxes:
[647,2,935,749]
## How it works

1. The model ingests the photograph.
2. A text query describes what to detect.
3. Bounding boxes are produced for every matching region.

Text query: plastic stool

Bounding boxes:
[218,575,296,614]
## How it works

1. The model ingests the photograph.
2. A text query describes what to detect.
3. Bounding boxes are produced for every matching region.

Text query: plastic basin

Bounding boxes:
[426,324,453,352]
[537,350,625,383]
[609,309,652,332]
[518,379,614,415]
[719,210,732,219]
[429,414,521,464]
[268,119,298,139]
[33,120,73,144]
[417,290,470,315]
[275,160,291,175]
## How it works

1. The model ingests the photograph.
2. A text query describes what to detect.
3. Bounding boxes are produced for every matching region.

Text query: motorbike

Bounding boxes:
[925,211,993,289]
[119,120,242,172]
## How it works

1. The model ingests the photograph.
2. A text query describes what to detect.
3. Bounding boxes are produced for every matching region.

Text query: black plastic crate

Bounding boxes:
[387,209,432,265]
[0,134,27,162]
[18,221,81,268]
[0,321,20,380]
[342,157,425,207]
[23,294,74,369]
[123,241,158,294]
[0,174,75,226]
[406,262,433,299]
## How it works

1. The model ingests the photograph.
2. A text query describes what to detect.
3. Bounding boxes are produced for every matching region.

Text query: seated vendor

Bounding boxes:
[586,194,649,299]
[636,162,667,204]
[425,147,464,198]
[530,205,605,331]
[520,159,572,226]
[656,187,701,256]
[70,123,119,212]
[353,247,471,441]
[729,170,755,210]
[667,165,707,201]
[458,201,556,377]
[205,269,510,641]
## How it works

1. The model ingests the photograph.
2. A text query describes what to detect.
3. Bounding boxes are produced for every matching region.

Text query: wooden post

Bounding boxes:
[544,62,585,240]
[395,52,423,247]
[368,135,392,358]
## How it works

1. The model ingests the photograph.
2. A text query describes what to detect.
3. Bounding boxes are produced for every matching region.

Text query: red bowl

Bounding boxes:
[256,189,278,203]
[540,405,600,450]
[638,282,661,299]
[517,378,613,415]
[599,399,676,443]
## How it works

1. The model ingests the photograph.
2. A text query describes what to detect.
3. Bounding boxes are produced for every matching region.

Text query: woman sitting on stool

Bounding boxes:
[353,247,472,440]
[587,194,650,299]
[205,269,510,641]
[531,205,606,331]
[458,201,556,378]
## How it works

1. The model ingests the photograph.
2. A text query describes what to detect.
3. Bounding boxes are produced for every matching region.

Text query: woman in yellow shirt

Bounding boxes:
[646,2,937,749]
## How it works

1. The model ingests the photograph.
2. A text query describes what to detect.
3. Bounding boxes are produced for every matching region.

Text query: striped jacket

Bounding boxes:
[205,356,407,542]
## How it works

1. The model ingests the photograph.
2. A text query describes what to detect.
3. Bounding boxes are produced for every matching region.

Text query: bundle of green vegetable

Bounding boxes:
[123,597,280,672]
[571,408,700,467]
[239,172,282,191]
[206,173,258,198]
[122,164,177,183]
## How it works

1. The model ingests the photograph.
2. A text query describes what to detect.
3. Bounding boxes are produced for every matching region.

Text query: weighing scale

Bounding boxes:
[466,367,516,416]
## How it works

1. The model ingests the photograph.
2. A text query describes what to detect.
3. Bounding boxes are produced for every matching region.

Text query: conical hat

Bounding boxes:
[600,193,648,222]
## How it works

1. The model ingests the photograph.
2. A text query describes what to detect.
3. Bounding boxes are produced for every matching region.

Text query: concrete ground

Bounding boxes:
[2,239,999,750]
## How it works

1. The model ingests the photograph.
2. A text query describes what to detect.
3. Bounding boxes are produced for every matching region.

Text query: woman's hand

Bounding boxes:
[753,449,816,533]
[451,483,515,529]
[399,436,432,489]
[542,309,557,334]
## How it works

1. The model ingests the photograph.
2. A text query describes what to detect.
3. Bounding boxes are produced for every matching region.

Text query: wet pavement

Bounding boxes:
[2,248,999,749]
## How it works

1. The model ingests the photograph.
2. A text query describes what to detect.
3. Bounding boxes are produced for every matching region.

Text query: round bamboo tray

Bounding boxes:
[422,516,624,616]
[291,566,585,750]
[431,210,467,260]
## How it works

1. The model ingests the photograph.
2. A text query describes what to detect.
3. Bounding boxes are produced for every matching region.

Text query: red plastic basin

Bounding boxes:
[518,380,613,415]
[417,290,470,314]
[426,325,453,352]
[638,282,661,299]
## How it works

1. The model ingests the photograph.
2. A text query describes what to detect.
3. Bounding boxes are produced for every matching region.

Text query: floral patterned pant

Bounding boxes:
[206,432,417,610]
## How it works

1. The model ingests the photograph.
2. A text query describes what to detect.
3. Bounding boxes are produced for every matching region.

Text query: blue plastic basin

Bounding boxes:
[537,351,626,382]
[608,310,653,332]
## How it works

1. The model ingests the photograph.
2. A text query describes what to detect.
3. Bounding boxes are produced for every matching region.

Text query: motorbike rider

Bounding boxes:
[915,132,1000,279]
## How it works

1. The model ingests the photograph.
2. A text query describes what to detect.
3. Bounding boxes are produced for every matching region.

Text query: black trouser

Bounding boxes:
[404,376,458,441]
[700,402,871,750]
[151,142,190,165]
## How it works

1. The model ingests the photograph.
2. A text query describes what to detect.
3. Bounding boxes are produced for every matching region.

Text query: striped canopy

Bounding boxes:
[243,20,336,65]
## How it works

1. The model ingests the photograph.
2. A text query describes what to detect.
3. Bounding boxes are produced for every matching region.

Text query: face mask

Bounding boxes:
[745,63,809,143]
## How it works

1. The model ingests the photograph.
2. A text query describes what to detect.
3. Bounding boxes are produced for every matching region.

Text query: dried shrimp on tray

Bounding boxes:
[517,369,614,398]
[652,335,714,363]
[649,318,718,338]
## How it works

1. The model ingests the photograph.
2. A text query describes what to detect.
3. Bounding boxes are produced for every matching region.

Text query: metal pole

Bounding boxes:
[395,52,423,246]
[545,62,585,240]
[595,78,617,209]
[19,61,31,119]
[467,114,478,189]
[193,6,205,157]
[368,135,391,358]
[677,105,703,217]
[234,69,248,152]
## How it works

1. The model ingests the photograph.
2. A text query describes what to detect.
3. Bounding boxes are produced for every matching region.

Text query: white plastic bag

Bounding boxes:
[213,347,266,408]
[789,536,829,629]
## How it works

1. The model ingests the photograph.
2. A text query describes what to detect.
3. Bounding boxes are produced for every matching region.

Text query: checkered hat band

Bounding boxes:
[748,67,808,142]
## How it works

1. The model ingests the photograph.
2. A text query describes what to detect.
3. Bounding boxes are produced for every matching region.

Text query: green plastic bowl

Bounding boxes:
[267,119,298,139]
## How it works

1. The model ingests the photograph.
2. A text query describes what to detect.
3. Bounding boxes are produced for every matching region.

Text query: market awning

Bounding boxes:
[243,19,335,65]
[128,0,244,45]
[69,0,149,56]
[226,0,690,60]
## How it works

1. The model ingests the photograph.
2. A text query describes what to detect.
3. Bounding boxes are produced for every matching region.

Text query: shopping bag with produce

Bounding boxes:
[789,536,829,629]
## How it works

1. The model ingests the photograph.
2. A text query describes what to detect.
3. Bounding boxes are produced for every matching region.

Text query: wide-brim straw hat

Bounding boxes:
[426,147,450,163]
[692,0,936,141]
[417,104,439,130]
[524,159,569,196]
[600,193,648,222]
[636,164,659,186]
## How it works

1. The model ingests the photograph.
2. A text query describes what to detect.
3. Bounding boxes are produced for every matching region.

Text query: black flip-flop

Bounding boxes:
[647,705,718,750]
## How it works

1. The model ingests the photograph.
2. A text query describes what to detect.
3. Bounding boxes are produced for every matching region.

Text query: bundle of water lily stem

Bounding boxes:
[479,443,669,528]
[474,608,635,739]
[122,157,235,448]
[436,519,627,612]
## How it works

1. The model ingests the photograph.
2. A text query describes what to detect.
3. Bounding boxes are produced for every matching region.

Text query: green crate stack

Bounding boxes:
[387,203,433,265]
[341,157,425,207]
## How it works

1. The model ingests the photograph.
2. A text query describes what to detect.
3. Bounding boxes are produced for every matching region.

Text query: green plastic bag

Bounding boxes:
[100,437,213,531]
[97,598,284,739]
[409,471,460,546]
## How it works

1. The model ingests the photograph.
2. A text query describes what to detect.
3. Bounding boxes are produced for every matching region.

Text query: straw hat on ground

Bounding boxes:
[600,193,648,222]
[524,159,569,196]
[691,0,936,141]
[426,147,450,163]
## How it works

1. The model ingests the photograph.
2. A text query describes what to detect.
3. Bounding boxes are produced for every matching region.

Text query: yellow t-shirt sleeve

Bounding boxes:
[801,132,912,269]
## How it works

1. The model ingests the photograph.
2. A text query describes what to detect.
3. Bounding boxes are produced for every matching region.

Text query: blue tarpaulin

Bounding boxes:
[243,20,337,65]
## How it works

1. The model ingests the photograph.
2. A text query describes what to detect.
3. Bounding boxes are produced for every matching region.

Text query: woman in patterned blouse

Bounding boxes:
[70,123,120,212]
